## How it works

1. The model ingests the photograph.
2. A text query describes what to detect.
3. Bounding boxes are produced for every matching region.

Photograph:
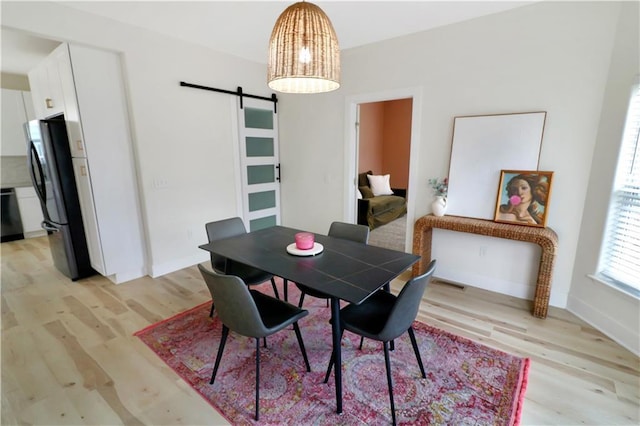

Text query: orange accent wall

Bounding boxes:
[358,102,384,176]
[383,98,412,189]
[358,98,412,190]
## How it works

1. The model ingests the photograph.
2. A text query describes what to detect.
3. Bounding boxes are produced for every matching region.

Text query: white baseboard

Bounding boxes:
[568,295,639,356]
[24,230,47,238]
[150,252,208,278]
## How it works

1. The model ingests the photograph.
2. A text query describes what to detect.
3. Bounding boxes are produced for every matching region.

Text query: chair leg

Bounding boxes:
[382,282,395,351]
[255,338,260,421]
[270,278,280,300]
[209,301,215,318]
[407,326,426,378]
[359,336,364,350]
[323,328,344,383]
[298,291,306,308]
[263,337,267,348]
[383,341,397,426]
[323,352,334,384]
[283,279,288,302]
[210,325,229,384]
[293,322,311,372]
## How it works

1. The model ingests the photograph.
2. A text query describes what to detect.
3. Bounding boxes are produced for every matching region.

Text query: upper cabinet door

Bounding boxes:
[58,45,86,158]
[27,43,66,119]
[27,64,48,119]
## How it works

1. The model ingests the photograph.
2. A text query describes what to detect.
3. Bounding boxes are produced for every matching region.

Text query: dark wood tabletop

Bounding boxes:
[199,225,419,305]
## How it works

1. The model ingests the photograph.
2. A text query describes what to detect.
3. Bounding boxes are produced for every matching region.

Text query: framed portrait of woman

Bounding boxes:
[494,170,554,227]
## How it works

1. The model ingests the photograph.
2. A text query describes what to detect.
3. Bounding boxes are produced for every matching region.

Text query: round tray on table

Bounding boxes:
[286,242,324,256]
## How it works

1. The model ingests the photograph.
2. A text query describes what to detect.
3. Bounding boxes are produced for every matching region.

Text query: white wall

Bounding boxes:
[568,1,640,355]
[277,0,638,352]
[2,1,268,276]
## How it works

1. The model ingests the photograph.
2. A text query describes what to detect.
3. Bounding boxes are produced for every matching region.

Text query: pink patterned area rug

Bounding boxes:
[135,280,529,425]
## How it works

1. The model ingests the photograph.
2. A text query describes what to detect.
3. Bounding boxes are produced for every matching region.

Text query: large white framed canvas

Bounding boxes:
[447,111,546,220]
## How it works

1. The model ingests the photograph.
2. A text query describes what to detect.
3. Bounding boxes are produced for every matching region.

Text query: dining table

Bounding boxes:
[198,225,420,414]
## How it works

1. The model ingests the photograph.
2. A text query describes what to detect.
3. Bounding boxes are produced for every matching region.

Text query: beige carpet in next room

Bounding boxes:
[368,215,407,252]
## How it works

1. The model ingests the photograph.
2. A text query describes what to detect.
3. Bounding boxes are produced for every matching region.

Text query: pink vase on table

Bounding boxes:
[295,232,315,250]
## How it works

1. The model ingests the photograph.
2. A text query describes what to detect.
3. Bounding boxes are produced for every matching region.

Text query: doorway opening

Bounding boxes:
[344,87,423,252]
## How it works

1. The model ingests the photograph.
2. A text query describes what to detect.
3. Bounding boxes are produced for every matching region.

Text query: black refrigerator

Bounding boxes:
[26,116,94,281]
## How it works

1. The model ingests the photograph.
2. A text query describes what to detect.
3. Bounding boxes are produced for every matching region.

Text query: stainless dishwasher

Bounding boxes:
[1,188,24,242]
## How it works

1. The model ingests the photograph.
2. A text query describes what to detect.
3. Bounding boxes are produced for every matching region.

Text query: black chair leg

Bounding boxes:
[263,337,267,348]
[383,341,397,426]
[359,336,364,350]
[407,326,426,378]
[270,278,280,300]
[210,325,229,384]
[283,279,288,302]
[298,292,306,308]
[323,328,344,383]
[255,338,260,421]
[293,322,311,372]
[209,301,215,318]
[323,352,334,384]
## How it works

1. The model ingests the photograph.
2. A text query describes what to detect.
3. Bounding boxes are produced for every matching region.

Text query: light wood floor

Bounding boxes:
[2,236,638,425]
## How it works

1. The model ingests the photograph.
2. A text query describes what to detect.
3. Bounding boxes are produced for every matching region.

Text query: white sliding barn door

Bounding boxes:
[237,97,281,231]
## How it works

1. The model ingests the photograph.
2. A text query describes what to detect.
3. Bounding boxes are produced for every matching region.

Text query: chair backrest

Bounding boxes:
[197,263,269,337]
[205,217,247,273]
[378,260,437,342]
[328,221,370,244]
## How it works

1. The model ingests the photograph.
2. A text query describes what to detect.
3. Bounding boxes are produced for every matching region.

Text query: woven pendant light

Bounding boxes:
[267,1,340,94]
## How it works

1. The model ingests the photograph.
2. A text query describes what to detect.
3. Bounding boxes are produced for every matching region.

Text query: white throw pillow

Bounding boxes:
[357,189,363,199]
[367,174,394,196]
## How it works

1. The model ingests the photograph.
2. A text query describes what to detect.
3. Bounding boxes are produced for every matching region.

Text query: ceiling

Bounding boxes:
[1,1,536,75]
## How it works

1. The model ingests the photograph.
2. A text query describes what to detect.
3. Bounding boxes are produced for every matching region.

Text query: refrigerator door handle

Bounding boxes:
[28,142,47,203]
[41,220,59,233]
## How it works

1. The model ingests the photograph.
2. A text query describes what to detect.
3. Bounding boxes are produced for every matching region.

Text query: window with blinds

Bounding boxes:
[599,82,640,297]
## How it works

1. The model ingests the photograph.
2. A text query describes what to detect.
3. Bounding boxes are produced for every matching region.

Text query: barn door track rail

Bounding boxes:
[179,81,278,112]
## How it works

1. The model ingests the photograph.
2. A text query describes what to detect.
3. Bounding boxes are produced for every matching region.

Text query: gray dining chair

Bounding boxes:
[205,217,280,317]
[293,221,370,308]
[323,260,437,426]
[198,264,311,421]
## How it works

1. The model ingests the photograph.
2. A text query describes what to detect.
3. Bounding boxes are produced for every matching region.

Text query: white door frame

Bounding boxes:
[343,87,423,251]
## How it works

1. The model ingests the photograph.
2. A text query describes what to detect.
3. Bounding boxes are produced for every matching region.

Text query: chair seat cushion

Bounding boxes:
[250,290,309,332]
[227,261,274,286]
[340,290,397,340]
[295,283,331,299]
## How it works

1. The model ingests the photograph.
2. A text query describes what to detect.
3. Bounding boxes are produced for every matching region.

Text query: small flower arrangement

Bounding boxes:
[429,177,448,198]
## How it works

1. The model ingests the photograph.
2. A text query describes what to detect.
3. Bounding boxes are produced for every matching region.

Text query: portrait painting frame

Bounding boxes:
[494,170,554,228]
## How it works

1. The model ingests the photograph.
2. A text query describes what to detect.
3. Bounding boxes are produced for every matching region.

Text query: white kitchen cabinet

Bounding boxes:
[1,89,34,156]
[28,43,146,284]
[72,158,105,274]
[28,44,66,119]
[15,186,46,238]
[27,64,47,119]
[58,46,87,158]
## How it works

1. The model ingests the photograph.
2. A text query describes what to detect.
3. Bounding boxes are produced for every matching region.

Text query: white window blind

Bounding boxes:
[599,82,640,296]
